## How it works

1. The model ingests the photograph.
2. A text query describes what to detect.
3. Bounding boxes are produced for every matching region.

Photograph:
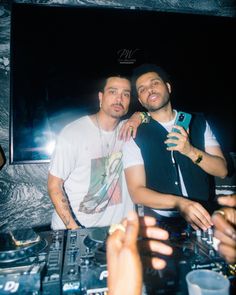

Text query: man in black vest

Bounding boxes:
[123,64,228,231]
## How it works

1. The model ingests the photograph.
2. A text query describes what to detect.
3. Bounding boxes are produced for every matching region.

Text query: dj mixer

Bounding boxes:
[0,222,235,295]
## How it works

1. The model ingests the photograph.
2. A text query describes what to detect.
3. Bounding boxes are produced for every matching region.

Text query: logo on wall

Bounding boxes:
[117,48,140,64]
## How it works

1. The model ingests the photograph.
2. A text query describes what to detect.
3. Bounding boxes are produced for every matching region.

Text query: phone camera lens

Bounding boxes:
[179,114,185,122]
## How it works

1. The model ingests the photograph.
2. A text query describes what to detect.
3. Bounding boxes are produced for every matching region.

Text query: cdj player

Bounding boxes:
[0,223,235,295]
[0,230,65,295]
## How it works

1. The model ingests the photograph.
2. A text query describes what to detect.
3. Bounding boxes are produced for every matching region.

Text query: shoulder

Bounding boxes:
[61,116,89,134]
[65,116,89,129]
[56,116,92,144]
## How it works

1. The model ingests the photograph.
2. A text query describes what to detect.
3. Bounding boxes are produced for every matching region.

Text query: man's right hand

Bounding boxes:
[177,197,213,231]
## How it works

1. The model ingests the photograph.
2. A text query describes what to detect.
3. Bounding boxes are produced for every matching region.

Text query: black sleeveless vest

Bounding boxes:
[134,112,215,202]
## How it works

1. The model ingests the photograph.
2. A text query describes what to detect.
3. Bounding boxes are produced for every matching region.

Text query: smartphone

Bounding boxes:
[9,228,40,246]
[167,111,192,147]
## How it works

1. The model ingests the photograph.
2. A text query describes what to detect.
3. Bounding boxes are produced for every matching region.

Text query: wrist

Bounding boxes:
[173,195,182,210]
[194,154,203,164]
[67,225,80,230]
[139,112,150,123]
[187,148,203,165]
[66,221,80,230]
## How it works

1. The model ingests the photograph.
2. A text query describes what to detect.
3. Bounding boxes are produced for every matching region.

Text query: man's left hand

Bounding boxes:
[119,112,142,141]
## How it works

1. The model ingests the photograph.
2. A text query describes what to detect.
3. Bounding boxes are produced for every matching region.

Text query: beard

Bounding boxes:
[109,103,129,119]
[142,92,170,112]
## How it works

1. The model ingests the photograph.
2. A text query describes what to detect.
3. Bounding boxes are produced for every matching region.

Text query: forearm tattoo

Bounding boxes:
[52,189,72,226]
[61,214,71,227]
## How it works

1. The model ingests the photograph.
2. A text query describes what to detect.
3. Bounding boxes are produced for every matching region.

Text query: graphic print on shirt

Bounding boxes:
[79,151,123,214]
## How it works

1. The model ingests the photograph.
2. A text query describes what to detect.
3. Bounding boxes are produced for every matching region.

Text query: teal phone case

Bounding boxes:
[167,112,192,147]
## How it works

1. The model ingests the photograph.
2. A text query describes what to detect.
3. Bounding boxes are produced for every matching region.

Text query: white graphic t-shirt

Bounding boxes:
[49,116,134,229]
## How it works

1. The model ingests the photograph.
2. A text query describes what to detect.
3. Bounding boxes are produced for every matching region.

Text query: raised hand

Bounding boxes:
[106,211,173,295]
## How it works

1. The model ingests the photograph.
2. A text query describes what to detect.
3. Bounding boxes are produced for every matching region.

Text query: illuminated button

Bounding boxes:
[0,253,6,259]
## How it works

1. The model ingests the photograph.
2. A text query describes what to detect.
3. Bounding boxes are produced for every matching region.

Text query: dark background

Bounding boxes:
[0,0,235,233]
[10,3,236,163]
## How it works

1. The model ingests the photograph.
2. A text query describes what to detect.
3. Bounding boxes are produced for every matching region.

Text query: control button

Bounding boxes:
[9,252,16,258]
[0,252,6,259]
[50,273,60,280]
[68,268,76,275]
[18,250,25,256]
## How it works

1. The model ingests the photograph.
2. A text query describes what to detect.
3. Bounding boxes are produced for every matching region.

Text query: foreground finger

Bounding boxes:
[214,229,236,246]
[138,240,173,256]
[107,228,125,251]
[124,211,139,246]
[218,243,236,264]
[141,255,167,270]
[217,195,236,207]
[213,207,236,225]
[139,215,157,227]
[139,226,169,240]
[212,213,236,240]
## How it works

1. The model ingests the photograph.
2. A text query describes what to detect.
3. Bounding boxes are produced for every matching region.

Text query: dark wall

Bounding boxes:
[0,0,235,232]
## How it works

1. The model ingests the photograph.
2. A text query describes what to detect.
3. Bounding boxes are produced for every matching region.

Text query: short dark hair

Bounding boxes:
[98,73,131,93]
[132,63,170,93]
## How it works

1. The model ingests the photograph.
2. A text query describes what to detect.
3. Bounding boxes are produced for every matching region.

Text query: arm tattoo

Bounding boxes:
[61,214,70,226]
[51,189,73,226]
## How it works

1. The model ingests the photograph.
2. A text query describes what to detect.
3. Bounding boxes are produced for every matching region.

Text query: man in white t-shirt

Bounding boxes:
[123,64,228,231]
[48,74,140,229]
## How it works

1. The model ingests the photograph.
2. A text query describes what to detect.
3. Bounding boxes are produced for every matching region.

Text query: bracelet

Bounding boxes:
[194,154,203,164]
[139,112,150,123]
